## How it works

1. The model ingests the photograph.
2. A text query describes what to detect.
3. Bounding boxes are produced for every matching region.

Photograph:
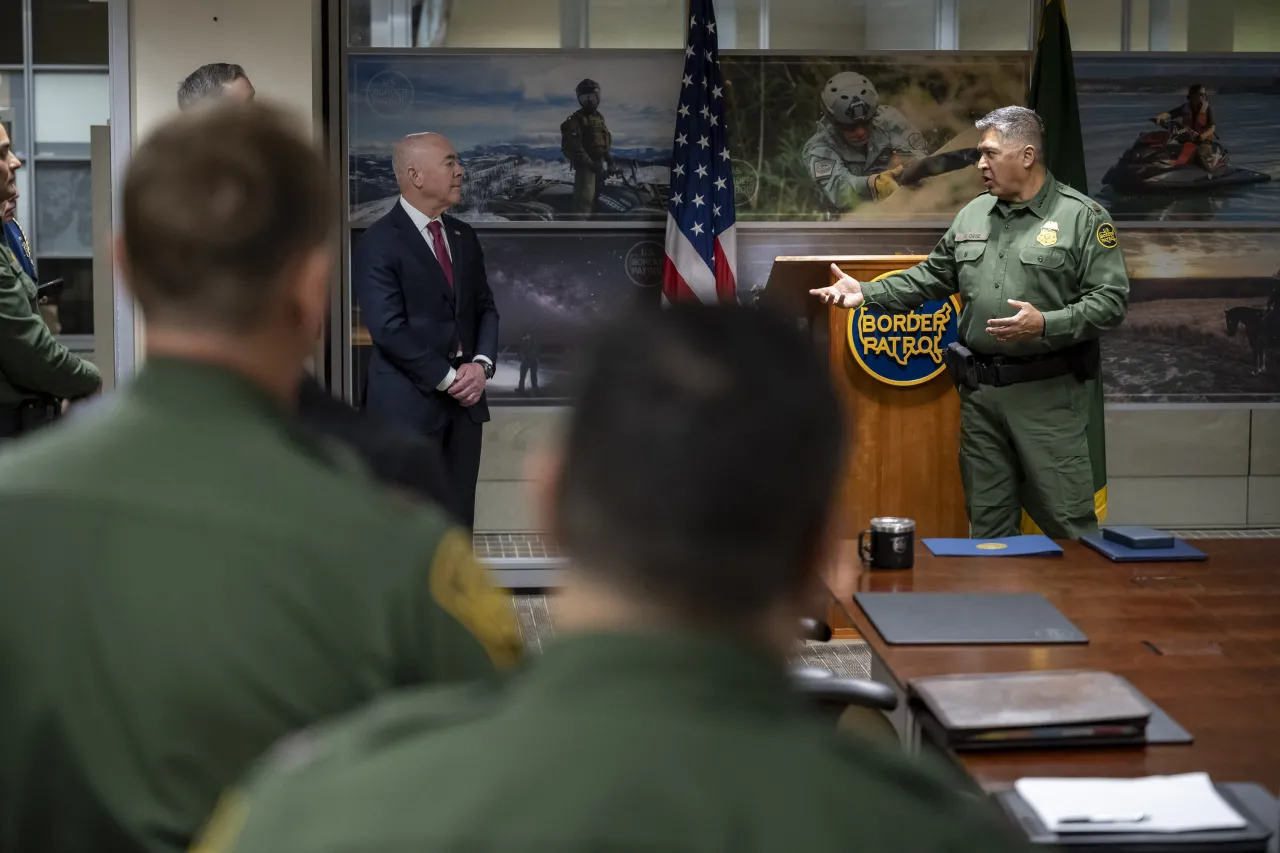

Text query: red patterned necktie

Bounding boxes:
[426,220,454,291]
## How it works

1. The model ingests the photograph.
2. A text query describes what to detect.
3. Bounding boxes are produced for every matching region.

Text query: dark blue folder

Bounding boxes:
[1101,525,1175,549]
[922,535,1064,557]
[1081,533,1208,562]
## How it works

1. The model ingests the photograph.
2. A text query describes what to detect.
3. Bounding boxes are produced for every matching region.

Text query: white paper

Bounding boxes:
[1014,773,1248,834]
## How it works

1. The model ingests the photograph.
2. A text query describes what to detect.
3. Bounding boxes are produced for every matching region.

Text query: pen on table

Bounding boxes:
[1058,814,1150,825]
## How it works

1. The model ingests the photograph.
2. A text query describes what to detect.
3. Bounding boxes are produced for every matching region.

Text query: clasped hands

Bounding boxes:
[809,263,1045,341]
[449,362,486,408]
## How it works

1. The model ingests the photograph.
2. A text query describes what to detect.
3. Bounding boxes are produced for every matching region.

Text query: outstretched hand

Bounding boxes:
[809,263,866,310]
[986,299,1045,342]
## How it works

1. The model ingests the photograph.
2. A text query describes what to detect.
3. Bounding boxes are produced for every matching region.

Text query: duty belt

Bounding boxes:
[967,341,1098,388]
[0,398,59,438]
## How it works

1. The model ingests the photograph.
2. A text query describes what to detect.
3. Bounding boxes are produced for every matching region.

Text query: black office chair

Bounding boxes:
[790,666,898,713]
[796,616,833,643]
[790,618,898,714]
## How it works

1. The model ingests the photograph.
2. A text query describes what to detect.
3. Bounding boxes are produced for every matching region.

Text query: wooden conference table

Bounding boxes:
[820,538,1280,793]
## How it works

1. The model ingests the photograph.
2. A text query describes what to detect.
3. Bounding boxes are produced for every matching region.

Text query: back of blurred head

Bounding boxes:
[118,100,333,400]
[177,62,256,110]
[540,305,845,655]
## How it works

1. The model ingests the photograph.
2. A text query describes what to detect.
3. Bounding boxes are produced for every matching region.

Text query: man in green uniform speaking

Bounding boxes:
[0,120,100,439]
[194,306,1029,853]
[811,106,1129,539]
[0,102,522,853]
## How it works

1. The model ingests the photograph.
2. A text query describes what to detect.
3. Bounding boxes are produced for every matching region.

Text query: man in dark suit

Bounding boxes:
[176,65,458,519]
[353,132,498,528]
[296,379,459,519]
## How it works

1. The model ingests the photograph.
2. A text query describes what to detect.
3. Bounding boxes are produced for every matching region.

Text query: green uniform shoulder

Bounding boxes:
[561,109,587,133]
[824,729,1030,850]
[951,190,998,230]
[253,679,503,786]
[1053,182,1111,221]
[192,680,506,853]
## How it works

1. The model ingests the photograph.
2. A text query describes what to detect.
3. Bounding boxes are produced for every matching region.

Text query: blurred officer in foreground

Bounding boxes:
[0,121,100,440]
[0,101,522,853]
[177,63,460,518]
[198,305,1028,853]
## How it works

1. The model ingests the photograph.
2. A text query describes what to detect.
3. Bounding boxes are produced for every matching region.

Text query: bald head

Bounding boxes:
[391,132,445,181]
[392,133,464,217]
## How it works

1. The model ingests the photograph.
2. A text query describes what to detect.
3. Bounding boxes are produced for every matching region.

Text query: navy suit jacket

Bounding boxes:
[353,203,499,433]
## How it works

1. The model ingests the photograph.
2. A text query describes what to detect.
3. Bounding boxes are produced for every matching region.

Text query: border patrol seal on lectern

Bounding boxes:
[846,270,962,387]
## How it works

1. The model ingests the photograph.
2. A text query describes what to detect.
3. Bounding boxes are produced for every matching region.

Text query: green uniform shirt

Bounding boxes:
[560,109,612,172]
[0,358,522,853]
[204,633,1031,853]
[0,245,100,405]
[859,171,1130,355]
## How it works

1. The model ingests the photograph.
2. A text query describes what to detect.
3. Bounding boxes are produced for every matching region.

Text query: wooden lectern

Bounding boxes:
[762,256,967,539]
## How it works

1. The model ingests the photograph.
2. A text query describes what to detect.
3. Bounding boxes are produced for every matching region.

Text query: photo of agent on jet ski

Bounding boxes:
[1102,83,1272,195]
[1155,84,1218,172]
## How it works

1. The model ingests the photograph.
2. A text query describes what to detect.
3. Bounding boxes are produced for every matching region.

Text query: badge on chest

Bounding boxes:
[1036,220,1060,247]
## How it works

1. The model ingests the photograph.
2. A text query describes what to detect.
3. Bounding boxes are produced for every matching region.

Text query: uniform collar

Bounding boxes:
[995,170,1056,220]
[509,630,800,716]
[129,356,297,425]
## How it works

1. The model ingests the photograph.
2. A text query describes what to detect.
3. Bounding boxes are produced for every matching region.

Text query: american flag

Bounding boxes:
[662,0,737,305]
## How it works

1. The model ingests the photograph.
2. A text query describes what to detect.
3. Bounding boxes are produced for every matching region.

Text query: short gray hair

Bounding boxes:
[177,63,249,110]
[391,132,444,183]
[975,106,1045,160]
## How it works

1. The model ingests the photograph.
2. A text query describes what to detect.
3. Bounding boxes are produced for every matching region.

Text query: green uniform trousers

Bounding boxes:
[958,373,1098,540]
[572,167,599,215]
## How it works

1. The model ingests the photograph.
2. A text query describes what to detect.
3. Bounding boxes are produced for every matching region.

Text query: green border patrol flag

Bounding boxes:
[1023,0,1109,533]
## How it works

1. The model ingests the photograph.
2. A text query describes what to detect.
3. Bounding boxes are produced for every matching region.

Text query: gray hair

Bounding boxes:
[177,63,249,110]
[975,106,1045,161]
[391,132,444,183]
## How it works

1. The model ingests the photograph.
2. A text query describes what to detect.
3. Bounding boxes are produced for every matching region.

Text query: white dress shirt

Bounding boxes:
[398,196,492,391]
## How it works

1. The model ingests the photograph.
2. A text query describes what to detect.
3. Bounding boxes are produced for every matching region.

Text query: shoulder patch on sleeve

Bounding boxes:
[906,131,927,152]
[429,529,523,668]
[811,158,835,179]
[1096,222,1119,249]
[190,792,249,853]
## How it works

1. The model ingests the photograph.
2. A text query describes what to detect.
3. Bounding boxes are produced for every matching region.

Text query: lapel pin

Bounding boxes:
[453,229,461,236]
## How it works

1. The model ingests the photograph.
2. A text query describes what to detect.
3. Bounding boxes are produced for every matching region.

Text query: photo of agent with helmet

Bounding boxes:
[348,55,674,226]
[560,78,615,216]
[801,71,931,208]
[720,54,1030,221]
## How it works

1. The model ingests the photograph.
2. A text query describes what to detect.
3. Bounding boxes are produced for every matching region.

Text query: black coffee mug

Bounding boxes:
[858,517,915,570]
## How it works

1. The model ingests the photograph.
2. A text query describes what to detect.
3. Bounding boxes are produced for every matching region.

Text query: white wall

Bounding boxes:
[447,0,561,47]
[1235,0,1280,50]
[1066,0,1123,50]
[125,0,319,364]
[769,0,868,51]
[589,0,684,48]
[958,0,1029,50]
[131,0,318,141]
